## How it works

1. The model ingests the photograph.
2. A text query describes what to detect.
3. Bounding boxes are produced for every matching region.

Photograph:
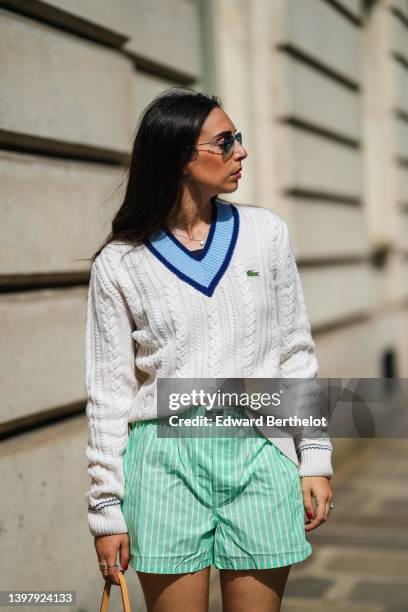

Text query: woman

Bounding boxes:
[84,87,334,612]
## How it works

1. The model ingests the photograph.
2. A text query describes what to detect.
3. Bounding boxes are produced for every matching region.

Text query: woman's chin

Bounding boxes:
[222,181,239,192]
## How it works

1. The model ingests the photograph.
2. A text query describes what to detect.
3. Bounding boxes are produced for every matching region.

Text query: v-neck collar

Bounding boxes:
[163,196,218,262]
[144,197,240,297]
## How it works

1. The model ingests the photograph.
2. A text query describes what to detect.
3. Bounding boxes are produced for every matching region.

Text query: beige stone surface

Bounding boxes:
[375,251,408,304]
[210,0,256,207]
[0,9,134,151]
[272,0,362,83]
[294,200,369,259]
[326,550,408,575]
[0,151,124,274]
[387,0,408,16]
[315,320,378,377]
[391,61,408,110]
[396,166,408,202]
[44,0,202,77]
[0,287,87,424]
[395,115,408,159]
[281,601,382,612]
[400,307,408,374]
[303,263,374,329]
[276,126,363,198]
[276,54,362,141]
[389,6,408,58]
[335,0,362,18]
[132,69,181,132]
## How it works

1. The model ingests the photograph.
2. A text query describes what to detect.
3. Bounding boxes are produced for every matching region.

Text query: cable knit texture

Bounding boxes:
[84,199,333,536]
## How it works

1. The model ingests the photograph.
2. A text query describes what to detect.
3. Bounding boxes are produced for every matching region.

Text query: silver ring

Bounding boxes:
[99,563,108,569]
[107,564,118,569]
[329,501,334,510]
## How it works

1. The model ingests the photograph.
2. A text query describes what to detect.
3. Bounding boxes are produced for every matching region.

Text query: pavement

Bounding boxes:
[208,438,408,611]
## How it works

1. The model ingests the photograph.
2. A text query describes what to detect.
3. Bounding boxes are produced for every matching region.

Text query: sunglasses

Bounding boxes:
[192,131,243,161]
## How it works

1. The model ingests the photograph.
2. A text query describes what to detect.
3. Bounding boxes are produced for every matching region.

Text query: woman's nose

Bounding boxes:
[235,143,247,159]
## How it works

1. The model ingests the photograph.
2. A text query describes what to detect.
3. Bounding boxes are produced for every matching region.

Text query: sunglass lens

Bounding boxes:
[223,133,242,157]
[223,135,234,154]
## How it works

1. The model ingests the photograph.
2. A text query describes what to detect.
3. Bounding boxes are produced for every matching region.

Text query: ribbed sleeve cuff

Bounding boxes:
[88,502,128,537]
[297,440,334,479]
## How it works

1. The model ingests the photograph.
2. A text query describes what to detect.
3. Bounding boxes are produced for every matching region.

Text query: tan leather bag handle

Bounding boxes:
[99,570,131,612]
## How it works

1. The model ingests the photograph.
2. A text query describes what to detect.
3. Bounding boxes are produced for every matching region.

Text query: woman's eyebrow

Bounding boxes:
[213,128,235,138]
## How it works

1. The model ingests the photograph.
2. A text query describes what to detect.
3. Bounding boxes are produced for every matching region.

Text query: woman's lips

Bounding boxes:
[231,172,241,178]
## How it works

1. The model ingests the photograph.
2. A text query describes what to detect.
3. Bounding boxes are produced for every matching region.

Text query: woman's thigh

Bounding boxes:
[137,567,211,612]
[219,566,291,612]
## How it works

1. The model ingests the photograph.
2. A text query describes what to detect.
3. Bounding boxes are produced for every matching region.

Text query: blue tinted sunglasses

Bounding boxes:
[192,131,242,161]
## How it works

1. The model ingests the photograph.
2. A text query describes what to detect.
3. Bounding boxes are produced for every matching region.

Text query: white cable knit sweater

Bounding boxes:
[84,198,333,537]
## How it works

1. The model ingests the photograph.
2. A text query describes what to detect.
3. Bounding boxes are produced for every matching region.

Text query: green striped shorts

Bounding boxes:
[121,405,312,574]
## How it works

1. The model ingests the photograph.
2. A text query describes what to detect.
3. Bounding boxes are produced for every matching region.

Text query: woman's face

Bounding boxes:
[183,107,247,197]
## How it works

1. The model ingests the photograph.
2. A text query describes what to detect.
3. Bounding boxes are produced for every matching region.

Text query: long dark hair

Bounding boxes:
[88,87,223,263]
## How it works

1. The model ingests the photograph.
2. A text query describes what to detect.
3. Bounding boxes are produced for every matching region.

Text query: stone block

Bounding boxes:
[0,151,124,274]
[45,0,202,77]
[273,0,362,83]
[0,287,87,424]
[0,9,134,151]
[276,54,362,141]
[277,126,363,199]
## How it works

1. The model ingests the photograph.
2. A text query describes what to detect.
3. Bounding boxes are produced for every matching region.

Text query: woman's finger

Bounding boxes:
[301,486,314,520]
[315,495,327,524]
[106,555,120,586]
[120,538,130,571]
[97,558,109,580]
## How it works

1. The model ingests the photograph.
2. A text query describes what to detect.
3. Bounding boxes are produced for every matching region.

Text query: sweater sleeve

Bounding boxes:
[275,218,333,479]
[84,251,139,536]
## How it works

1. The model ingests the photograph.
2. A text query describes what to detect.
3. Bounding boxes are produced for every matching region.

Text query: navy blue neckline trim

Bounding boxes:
[206,203,239,295]
[143,199,240,298]
[163,196,217,262]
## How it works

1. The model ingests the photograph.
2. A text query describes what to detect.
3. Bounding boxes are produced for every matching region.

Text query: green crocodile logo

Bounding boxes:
[246,270,259,276]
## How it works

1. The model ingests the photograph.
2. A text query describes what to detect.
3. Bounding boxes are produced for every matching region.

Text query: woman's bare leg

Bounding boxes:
[137,566,211,612]
[219,566,291,612]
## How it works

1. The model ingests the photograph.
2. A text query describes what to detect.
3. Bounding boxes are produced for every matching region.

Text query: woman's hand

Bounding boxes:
[301,476,333,532]
[94,533,130,585]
